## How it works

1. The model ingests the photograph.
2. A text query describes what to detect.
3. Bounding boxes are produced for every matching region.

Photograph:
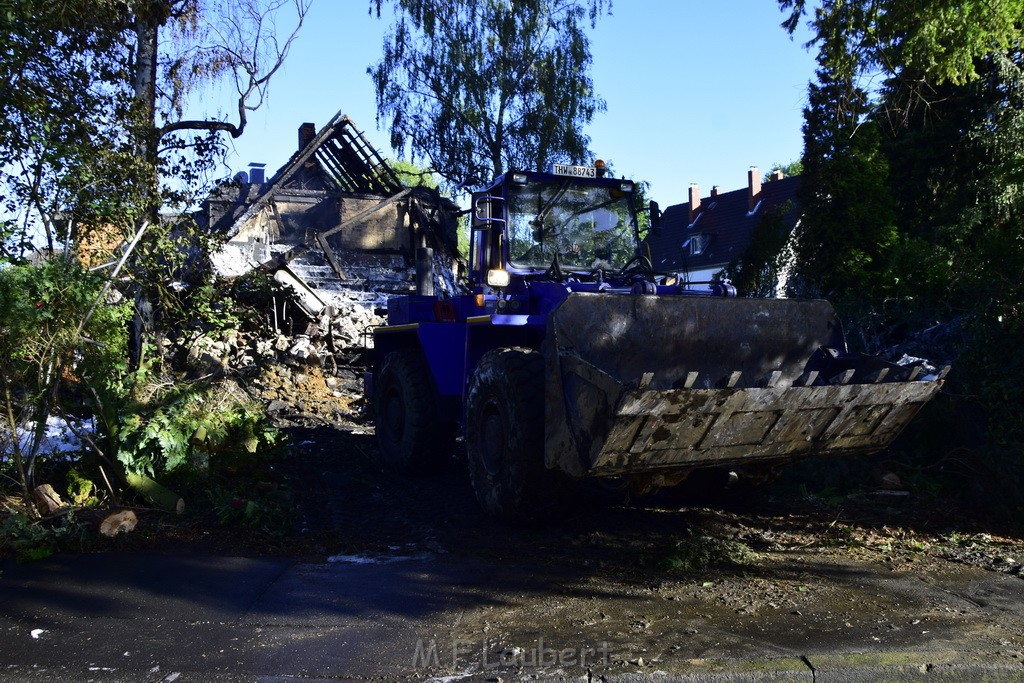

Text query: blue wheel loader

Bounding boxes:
[366,164,946,522]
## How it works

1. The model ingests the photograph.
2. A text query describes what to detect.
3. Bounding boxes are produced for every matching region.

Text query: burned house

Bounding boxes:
[203,112,463,346]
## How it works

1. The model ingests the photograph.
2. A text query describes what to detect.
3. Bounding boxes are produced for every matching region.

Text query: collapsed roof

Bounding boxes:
[204,112,463,316]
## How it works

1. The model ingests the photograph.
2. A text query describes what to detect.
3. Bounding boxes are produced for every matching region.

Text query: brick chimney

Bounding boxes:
[772,169,785,181]
[689,184,701,223]
[247,162,266,184]
[711,185,722,197]
[748,167,762,212]
[298,122,316,151]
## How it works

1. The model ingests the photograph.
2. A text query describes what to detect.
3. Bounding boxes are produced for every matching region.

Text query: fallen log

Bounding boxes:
[125,473,185,515]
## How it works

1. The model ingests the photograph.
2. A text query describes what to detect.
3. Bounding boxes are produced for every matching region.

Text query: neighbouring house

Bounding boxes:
[203,111,464,345]
[644,167,801,293]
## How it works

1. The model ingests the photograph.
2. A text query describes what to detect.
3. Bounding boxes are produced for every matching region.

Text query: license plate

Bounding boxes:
[551,164,596,178]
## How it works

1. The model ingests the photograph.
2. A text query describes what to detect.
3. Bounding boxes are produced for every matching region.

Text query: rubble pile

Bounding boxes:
[325,296,385,349]
[193,114,466,430]
[180,303,374,429]
[253,363,363,428]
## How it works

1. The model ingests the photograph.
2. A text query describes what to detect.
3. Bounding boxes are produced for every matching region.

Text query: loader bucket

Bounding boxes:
[541,293,944,478]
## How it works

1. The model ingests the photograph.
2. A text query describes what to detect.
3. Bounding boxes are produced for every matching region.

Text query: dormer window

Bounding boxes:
[690,233,710,255]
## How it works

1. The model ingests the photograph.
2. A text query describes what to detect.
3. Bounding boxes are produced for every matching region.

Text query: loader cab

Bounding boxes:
[470,165,641,290]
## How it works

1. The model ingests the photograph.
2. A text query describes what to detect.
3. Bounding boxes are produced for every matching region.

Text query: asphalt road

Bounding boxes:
[2,547,1024,682]
[4,427,1024,681]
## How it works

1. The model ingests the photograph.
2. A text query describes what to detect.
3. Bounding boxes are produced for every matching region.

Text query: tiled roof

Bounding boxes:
[645,175,801,274]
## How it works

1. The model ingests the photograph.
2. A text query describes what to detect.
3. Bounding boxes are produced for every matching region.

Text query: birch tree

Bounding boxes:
[369,0,610,186]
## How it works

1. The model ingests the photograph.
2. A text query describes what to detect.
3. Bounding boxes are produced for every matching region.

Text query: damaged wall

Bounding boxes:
[334,195,407,252]
[210,191,410,277]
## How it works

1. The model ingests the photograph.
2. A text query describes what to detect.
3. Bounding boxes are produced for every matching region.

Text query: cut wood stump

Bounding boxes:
[99,510,138,537]
[32,484,65,515]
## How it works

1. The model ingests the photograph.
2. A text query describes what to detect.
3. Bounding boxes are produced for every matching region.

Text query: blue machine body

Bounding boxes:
[369,166,728,428]
[368,165,945,485]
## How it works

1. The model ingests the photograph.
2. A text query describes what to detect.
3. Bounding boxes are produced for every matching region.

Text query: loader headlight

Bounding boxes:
[486,268,510,288]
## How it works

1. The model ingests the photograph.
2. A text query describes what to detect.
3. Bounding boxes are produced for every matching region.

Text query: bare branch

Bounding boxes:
[159,118,243,138]
[157,0,309,142]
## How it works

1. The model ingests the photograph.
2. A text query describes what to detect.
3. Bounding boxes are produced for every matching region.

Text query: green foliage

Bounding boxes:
[765,160,803,181]
[456,214,471,261]
[727,200,795,297]
[0,512,87,562]
[0,3,301,533]
[788,67,900,318]
[877,52,1024,508]
[630,178,654,240]
[0,0,136,255]
[1,0,307,259]
[797,483,847,509]
[113,379,279,478]
[782,1,1024,512]
[779,0,1024,88]
[0,256,281,526]
[0,260,130,387]
[388,158,440,188]
[369,0,610,184]
[66,468,99,507]
[190,284,242,333]
[0,259,131,507]
[210,486,295,537]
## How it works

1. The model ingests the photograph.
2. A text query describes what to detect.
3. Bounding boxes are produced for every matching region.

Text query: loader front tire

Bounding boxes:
[374,348,452,474]
[466,347,571,523]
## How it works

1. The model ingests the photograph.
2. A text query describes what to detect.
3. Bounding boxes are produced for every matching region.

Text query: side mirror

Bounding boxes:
[473,195,505,230]
[648,200,662,228]
[647,200,663,236]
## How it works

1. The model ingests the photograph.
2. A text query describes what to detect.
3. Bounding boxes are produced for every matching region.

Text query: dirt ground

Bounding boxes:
[248,360,1024,567]
[101,357,1024,591]
[6,418,1024,678]
[8,358,1024,677]
[228,420,1024,674]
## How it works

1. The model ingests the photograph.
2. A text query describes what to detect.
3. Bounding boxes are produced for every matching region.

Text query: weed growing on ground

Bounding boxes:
[645,530,757,573]
[0,511,87,562]
[209,484,296,538]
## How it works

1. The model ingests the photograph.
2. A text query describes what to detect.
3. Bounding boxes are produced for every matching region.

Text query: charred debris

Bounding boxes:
[195,113,464,424]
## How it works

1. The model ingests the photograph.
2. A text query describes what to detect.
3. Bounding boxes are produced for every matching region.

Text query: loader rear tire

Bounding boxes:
[466,347,573,523]
[374,348,453,474]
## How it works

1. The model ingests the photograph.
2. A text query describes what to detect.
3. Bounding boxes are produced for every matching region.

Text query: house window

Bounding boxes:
[690,233,710,255]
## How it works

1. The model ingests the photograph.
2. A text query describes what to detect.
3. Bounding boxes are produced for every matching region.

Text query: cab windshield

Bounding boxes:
[506,177,638,271]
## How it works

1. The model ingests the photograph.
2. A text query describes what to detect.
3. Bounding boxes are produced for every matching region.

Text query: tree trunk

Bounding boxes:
[2,378,32,513]
[133,9,159,198]
[129,7,162,369]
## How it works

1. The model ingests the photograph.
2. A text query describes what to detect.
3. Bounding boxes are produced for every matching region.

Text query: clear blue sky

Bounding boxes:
[216,1,816,207]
